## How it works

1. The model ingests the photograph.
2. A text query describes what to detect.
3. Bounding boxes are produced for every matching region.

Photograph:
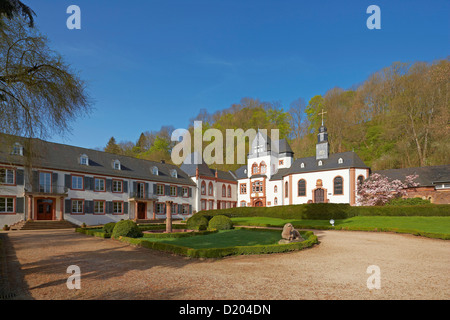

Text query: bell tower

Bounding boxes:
[316,110,329,160]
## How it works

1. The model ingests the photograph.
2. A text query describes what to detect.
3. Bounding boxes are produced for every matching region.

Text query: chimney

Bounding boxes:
[215,169,218,178]
[195,167,199,179]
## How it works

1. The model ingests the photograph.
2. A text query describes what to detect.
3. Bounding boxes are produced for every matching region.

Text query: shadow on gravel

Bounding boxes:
[0,233,33,300]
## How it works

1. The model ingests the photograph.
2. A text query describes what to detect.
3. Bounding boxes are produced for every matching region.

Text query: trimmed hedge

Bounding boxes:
[208,215,233,230]
[197,203,450,220]
[76,228,111,238]
[142,229,218,239]
[111,220,143,239]
[186,215,209,231]
[103,222,116,234]
[118,229,318,258]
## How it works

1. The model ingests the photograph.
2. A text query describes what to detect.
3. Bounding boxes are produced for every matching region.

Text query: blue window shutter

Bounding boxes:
[16,170,24,186]
[145,183,149,198]
[65,174,71,189]
[106,201,113,214]
[189,205,192,215]
[52,173,58,192]
[123,202,128,214]
[106,179,112,192]
[65,199,71,214]
[123,181,128,193]
[133,182,137,194]
[153,183,157,194]
[16,197,24,213]
[177,187,182,197]
[165,185,170,196]
[188,188,192,197]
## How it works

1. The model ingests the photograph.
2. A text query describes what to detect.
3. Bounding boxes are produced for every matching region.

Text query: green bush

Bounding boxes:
[208,215,233,230]
[186,215,209,231]
[197,203,450,219]
[103,222,116,234]
[111,220,143,239]
[386,197,431,206]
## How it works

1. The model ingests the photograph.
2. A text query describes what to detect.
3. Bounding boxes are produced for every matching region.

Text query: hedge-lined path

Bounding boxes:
[1,229,449,300]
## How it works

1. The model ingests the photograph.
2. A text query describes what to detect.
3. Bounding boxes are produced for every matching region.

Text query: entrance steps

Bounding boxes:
[10,220,79,231]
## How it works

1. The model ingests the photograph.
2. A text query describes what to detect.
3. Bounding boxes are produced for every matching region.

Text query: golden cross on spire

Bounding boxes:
[319,109,327,126]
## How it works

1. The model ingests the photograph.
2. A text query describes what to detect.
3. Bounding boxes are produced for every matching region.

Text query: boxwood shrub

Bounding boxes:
[186,215,209,230]
[103,222,116,234]
[111,220,143,239]
[208,215,233,230]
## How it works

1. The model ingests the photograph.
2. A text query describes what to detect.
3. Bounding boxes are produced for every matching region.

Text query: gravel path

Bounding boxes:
[1,229,449,300]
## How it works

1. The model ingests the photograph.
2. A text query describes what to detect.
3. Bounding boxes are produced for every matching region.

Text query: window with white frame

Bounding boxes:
[182,204,189,214]
[156,184,164,195]
[240,201,246,207]
[182,187,189,197]
[170,169,177,178]
[0,197,14,213]
[72,175,83,190]
[152,166,159,175]
[39,172,52,193]
[94,178,105,191]
[72,200,83,214]
[94,201,105,214]
[80,154,89,165]
[156,203,165,214]
[113,202,123,214]
[0,168,15,185]
[113,160,121,170]
[338,158,343,164]
[113,180,123,193]
[170,186,177,196]
[12,143,23,156]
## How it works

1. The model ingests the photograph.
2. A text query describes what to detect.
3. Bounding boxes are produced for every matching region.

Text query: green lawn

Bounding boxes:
[139,229,282,249]
[231,216,450,235]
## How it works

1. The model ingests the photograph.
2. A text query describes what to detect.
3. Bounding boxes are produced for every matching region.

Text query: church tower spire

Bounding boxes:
[316,109,329,160]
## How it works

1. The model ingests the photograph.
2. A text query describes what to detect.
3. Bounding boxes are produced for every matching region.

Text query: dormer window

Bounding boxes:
[318,160,323,166]
[12,143,23,156]
[80,154,89,166]
[170,169,177,178]
[113,160,121,170]
[152,166,159,175]
[338,158,343,164]
[300,163,305,168]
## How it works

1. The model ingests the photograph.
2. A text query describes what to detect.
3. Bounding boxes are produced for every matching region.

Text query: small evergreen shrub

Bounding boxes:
[111,220,143,239]
[208,215,233,230]
[186,214,209,231]
[103,222,116,234]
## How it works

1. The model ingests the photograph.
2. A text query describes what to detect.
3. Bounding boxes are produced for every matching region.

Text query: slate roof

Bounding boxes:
[288,151,369,175]
[180,152,237,182]
[234,165,248,180]
[374,165,450,187]
[0,134,196,186]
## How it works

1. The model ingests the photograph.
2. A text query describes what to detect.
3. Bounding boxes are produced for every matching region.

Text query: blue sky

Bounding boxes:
[29,0,449,149]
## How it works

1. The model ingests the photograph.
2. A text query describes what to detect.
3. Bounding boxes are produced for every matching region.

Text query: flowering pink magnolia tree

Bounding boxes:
[356,173,419,206]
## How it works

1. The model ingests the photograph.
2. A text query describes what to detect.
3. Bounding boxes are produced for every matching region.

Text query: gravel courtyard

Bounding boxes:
[1,229,449,300]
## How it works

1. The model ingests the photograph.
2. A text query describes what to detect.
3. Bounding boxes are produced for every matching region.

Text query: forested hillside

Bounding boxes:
[104,58,449,171]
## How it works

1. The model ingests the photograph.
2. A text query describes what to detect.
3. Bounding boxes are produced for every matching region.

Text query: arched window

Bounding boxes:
[252,163,259,175]
[260,162,267,174]
[338,158,344,164]
[274,197,278,205]
[318,160,322,166]
[170,169,177,178]
[274,185,278,193]
[12,142,23,156]
[300,162,305,168]
[222,185,226,197]
[201,181,206,195]
[285,181,289,198]
[357,175,364,186]
[152,166,159,175]
[240,201,247,207]
[208,182,213,196]
[334,176,343,195]
[227,185,231,198]
[298,179,306,196]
